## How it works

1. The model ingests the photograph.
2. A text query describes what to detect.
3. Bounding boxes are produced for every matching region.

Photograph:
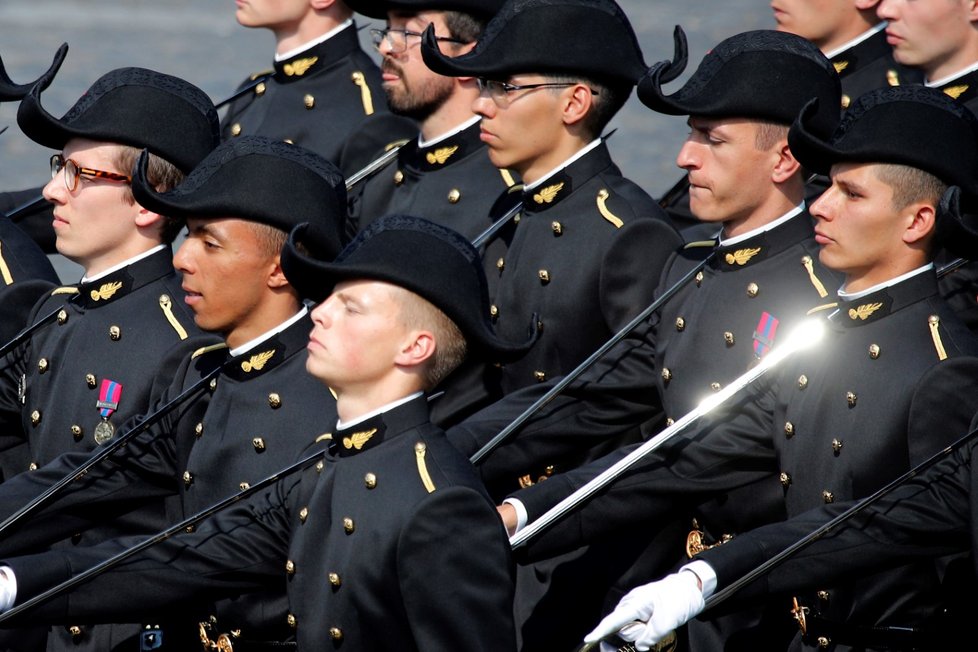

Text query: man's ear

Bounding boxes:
[560,83,595,128]
[395,330,437,368]
[133,207,164,230]
[267,256,290,290]
[771,142,802,184]
[903,202,937,247]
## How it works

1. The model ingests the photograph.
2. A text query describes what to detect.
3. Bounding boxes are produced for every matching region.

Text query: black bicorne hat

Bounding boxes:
[281,214,534,361]
[789,85,978,258]
[17,67,220,173]
[346,0,506,20]
[0,43,67,102]
[639,29,841,136]
[132,135,346,262]
[420,0,647,85]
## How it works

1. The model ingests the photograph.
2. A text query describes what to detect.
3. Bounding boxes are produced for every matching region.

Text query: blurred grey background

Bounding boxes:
[0,1,769,281]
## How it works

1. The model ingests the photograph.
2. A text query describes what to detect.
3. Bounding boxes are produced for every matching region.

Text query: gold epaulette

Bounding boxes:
[806,302,838,316]
[315,432,333,443]
[596,189,623,228]
[351,71,374,116]
[250,69,273,81]
[0,243,11,285]
[385,138,410,152]
[51,286,79,296]
[415,441,436,493]
[159,294,190,340]
[191,342,229,360]
[499,168,517,188]
[928,315,948,361]
[683,240,715,250]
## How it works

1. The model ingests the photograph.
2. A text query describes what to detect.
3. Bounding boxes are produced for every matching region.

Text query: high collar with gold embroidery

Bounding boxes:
[834,268,937,328]
[272,23,359,83]
[75,248,173,309]
[400,119,484,172]
[223,313,312,381]
[931,66,978,106]
[712,210,814,273]
[332,394,428,458]
[520,142,613,213]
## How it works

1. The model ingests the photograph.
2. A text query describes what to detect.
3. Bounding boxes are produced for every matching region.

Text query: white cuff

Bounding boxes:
[502,497,528,532]
[681,560,717,599]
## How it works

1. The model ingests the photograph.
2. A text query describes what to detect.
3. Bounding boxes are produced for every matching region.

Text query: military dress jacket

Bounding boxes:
[348,118,518,240]
[0,248,205,477]
[515,270,978,649]
[220,22,415,176]
[7,396,517,652]
[0,314,337,645]
[449,211,836,500]
[831,27,920,111]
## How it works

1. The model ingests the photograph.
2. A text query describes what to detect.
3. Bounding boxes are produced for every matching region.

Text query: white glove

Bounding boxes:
[584,570,705,651]
[0,567,17,611]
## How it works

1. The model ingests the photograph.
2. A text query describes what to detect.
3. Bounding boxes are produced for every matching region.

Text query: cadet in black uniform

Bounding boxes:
[663,0,920,240]
[345,0,517,240]
[530,86,978,652]
[0,47,64,344]
[421,0,681,435]
[224,0,415,176]
[0,66,221,652]
[875,0,978,329]
[460,29,842,651]
[0,215,527,652]
[0,135,347,650]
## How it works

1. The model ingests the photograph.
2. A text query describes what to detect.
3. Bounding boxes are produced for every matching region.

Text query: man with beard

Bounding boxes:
[345,0,516,241]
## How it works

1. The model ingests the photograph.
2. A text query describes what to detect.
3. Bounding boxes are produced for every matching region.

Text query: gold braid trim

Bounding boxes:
[415,442,436,493]
[351,71,375,116]
[928,315,948,361]
[596,189,623,228]
[0,243,12,285]
[159,294,189,340]
[801,256,829,298]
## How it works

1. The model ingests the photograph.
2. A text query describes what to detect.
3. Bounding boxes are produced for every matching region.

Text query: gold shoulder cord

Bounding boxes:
[51,287,79,296]
[806,302,838,316]
[596,189,623,228]
[928,315,948,361]
[0,244,11,285]
[414,442,436,493]
[351,71,375,116]
[159,294,189,340]
[801,255,829,298]
[499,169,517,187]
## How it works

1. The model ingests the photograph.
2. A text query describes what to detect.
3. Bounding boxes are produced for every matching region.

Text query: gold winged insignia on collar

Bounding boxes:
[241,349,276,373]
[848,302,883,321]
[426,145,459,165]
[725,247,762,266]
[533,182,565,205]
[833,60,849,74]
[343,428,378,450]
[90,281,123,302]
[284,56,318,77]
[944,84,969,100]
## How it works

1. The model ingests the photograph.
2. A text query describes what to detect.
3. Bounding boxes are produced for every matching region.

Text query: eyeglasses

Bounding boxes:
[369,27,466,54]
[476,78,599,108]
[50,154,132,192]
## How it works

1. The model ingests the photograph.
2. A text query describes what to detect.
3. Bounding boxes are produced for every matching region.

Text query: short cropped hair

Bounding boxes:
[392,286,468,389]
[874,163,947,212]
[546,74,631,140]
[442,10,488,44]
[113,145,185,244]
[248,221,289,259]
[753,120,789,152]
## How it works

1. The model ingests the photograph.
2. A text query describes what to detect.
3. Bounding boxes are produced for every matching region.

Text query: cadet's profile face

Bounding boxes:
[173,217,283,348]
[810,162,915,291]
[878,0,978,79]
[43,138,143,276]
[235,0,308,30]
[307,279,410,391]
[771,0,865,50]
[473,74,570,182]
[379,10,460,121]
[676,117,785,235]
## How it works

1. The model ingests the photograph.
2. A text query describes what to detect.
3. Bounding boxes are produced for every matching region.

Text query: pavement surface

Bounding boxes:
[0,1,771,281]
